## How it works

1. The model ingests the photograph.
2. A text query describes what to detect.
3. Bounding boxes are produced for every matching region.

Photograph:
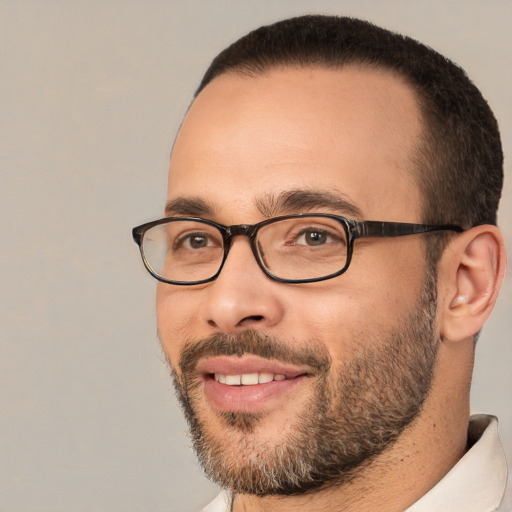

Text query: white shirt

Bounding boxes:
[201,415,509,512]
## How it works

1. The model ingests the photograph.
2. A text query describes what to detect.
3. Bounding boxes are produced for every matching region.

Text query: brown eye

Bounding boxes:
[301,230,329,246]
[187,234,209,249]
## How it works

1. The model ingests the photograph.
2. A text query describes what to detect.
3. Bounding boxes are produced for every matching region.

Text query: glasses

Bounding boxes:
[132,214,462,285]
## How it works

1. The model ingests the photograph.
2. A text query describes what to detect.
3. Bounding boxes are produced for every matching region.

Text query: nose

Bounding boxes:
[199,237,284,334]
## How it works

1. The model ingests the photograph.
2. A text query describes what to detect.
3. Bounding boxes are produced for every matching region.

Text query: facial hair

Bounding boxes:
[167,271,439,496]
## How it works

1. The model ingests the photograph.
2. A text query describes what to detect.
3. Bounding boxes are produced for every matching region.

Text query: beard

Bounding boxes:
[167,270,439,497]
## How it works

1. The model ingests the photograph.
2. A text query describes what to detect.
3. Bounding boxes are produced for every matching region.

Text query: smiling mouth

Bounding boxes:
[197,355,313,412]
[211,372,302,385]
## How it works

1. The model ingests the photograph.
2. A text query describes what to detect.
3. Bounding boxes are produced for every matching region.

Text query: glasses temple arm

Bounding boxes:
[352,221,463,239]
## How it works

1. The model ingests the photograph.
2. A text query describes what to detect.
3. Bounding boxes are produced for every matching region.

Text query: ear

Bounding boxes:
[438,225,507,343]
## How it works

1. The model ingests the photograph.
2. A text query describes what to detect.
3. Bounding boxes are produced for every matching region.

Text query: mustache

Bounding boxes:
[178,330,331,377]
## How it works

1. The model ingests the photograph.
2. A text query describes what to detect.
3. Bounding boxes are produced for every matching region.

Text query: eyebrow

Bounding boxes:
[164,189,364,220]
[164,197,217,217]
[255,189,364,219]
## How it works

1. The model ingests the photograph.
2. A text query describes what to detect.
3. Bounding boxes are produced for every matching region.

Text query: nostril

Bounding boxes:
[243,315,264,323]
[207,315,264,330]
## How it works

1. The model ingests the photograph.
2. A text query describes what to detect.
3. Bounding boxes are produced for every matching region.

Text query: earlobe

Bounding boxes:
[440,225,507,343]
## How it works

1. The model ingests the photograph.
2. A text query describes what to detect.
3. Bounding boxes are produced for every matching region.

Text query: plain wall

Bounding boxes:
[1,1,511,511]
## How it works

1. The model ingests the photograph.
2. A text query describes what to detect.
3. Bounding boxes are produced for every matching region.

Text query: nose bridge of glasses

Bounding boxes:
[226,224,258,240]
[223,224,262,268]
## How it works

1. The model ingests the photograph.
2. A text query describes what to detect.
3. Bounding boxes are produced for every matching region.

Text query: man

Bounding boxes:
[133,15,508,511]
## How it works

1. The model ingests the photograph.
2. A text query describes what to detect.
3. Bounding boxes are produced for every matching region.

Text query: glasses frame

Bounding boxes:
[132,214,463,285]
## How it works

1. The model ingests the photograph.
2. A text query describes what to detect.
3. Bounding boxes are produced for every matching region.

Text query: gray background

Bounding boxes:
[1,1,511,511]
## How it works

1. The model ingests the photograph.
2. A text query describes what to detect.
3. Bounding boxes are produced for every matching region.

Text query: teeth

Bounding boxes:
[241,373,259,385]
[258,373,273,384]
[225,374,241,385]
[214,372,289,386]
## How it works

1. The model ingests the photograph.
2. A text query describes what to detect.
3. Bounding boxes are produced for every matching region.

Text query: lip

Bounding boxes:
[197,355,310,378]
[197,355,312,412]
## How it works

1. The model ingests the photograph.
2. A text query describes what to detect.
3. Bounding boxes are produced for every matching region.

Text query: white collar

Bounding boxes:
[406,415,508,512]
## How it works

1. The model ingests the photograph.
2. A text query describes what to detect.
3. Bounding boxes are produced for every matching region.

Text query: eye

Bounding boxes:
[260,217,347,253]
[174,231,218,251]
[296,229,333,246]
[185,233,210,249]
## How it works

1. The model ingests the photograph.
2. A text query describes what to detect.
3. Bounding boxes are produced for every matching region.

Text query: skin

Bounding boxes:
[156,66,506,511]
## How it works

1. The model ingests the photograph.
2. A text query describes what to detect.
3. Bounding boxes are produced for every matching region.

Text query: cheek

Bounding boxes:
[277,285,359,362]
[156,285,197,364]
[287,247,425,360]
[351,239,426,309]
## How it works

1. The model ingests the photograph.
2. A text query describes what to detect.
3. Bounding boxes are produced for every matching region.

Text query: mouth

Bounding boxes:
[213,371,297,385]
[197,356,311,412]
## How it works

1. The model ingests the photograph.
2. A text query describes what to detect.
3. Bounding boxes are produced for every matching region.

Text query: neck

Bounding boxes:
[233,341,472,512]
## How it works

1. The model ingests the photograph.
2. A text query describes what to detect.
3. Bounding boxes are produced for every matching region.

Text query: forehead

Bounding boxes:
[167,65,423,222]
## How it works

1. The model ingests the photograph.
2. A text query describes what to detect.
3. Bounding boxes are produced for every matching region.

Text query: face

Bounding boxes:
[157,66,439,494]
